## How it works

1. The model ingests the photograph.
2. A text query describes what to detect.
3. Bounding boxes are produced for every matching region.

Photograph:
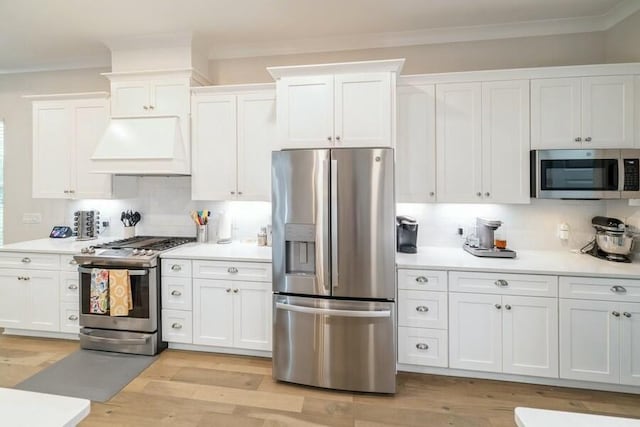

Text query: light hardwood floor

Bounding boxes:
[1,334,640,426]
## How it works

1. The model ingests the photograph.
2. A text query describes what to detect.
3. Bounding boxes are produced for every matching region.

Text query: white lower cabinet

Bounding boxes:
[449,292,558,378]
[162,309,193,344]
[398,327,448,367]
[620,302,640,386]
[59,302,80,334]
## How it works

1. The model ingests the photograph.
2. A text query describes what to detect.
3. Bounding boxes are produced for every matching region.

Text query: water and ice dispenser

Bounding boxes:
[284,223,316,275]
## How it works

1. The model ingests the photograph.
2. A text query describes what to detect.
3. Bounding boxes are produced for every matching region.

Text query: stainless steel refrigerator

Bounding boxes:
[272,148,396,393]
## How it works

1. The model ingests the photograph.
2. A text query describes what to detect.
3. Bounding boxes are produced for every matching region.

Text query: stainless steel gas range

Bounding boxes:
[73,236,194,355]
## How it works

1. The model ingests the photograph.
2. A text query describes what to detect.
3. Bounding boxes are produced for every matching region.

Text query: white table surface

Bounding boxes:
[0,388,90,427]
[515,407,640,427]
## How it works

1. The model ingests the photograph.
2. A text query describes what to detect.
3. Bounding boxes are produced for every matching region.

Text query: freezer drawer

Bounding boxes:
[273,295,396,393]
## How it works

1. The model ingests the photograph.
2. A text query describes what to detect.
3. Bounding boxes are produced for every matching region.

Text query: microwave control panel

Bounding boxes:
[623,158,639,191]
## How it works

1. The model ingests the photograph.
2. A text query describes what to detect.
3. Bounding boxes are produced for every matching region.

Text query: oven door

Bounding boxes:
[533,149,621,199]
[78,266,158,333]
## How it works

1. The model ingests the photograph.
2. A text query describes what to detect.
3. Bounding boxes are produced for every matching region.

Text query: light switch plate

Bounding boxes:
[22,213,42,224]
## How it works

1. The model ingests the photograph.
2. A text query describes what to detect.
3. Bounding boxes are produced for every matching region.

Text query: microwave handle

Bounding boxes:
[618,157,625,193]
[78,267,148,276]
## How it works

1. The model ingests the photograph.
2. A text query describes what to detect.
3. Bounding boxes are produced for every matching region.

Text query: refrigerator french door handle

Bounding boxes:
[331,158,338,290]
[321,157,331,293]
[275,302,391,318]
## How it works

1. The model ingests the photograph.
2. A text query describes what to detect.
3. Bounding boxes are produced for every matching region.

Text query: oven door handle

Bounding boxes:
[78,267,148,276]
[79,331,151,345]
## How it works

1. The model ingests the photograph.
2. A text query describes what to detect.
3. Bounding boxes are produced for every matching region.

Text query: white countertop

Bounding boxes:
[0,237,116,255]
[0,387,90,427]
[397,246,640,279]
[515,407,640,427]
[161,242,272,263]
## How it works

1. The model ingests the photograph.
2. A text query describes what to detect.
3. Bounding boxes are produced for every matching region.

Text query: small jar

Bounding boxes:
[257,227,267,246]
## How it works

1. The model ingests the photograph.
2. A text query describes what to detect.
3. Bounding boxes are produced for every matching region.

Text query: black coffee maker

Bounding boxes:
[396,216,418,253]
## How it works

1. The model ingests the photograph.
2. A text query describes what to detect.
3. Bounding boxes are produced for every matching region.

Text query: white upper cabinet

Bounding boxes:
[396,83,436,203]
[110,78,190,117]
[31,95,118,199]
[436,80,529,204]
[269,59,403,149]
[531,76,634,149]
[191,85,275,201]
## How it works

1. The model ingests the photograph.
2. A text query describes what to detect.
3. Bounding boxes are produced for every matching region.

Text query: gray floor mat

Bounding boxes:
[14,349,157,402]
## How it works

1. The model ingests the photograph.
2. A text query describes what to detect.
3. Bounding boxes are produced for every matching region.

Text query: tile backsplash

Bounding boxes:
[68,176,640,252]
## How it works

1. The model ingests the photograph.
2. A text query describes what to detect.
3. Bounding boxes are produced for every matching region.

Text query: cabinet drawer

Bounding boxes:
[193,260,272,282]
[398,327,448,368]
[560,276,640,302]
[398,269,447,291]
[0,252,60,270]
[161,277,192,311]
[398,290,447,329]
[449,271,557,297]
[59,302,80,334]
[59,272,80,303]
[60,255,80,272]
[161,259,192,278]
[162,309,193,344]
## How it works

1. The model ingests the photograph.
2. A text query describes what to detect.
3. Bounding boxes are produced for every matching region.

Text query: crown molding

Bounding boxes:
[208,0,640,60]
[0,54,110,75]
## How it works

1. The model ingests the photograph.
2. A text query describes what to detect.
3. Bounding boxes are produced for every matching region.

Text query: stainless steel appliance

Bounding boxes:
[74,236,194,355]
[531,149,640,199]
[396,215,418,253]
[74,210,100,240]
[272,148,396,394]
[581,216,636,263]
[463,218,516,258]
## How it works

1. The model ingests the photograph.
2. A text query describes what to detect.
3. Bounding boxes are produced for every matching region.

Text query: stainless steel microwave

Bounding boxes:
[531,149,640,199]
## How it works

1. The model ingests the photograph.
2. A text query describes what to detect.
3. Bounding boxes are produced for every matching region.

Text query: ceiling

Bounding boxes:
[1,0,638,73]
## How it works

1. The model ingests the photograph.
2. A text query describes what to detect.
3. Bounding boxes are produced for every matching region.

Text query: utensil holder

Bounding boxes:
[196,224,208,243]
[123,226,135,239]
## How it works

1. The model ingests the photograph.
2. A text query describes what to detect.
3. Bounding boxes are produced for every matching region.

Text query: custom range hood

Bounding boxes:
[91,116,188,175]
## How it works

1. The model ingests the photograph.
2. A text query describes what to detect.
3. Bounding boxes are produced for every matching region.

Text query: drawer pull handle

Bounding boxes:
[23,276,30,281]
[171,323,183,329]
[69,259,78,265]
[505,304,512,310]
[228,267,238,274]
[171,265,182,272]
[415,306,429,312]
[21,257,31,263]
[495,304,502,310]
[415,276,428,283]
[623,312,632,318]
[494,279,509,287]
[416,343,429,350]
[68,284,78,290]
[68,315,78,321]
[171,290,182,296]
[612,311,621,317]
[611,285,627,294]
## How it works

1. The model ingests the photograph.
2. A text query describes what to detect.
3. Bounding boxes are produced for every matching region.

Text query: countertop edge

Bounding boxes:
[159,254,272,263]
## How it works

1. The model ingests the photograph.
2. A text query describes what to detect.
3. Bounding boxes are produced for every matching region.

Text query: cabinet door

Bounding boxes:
[481,80,530,204]
[233,281,271,351]
[72,99,113,198]
[582,76,634,148]
[436,83,482,202]
[32,102,72,198]
[449,292,502,372]
[110,81,149,116]
[237,91,276,201]
[191,94,238,200]
[396,84,436,202]
[26,270,59,331]
[150,80,190,116]
[59,271,80,303]
[334,72,392,147]
[59,301,80,334]
[560,299,619,383]
[277,75,333,149]
[0,270,27,329]
[398,290,447,329]
[502,296,558,378]
[192,279,233,347]
[162,309,193,344]
[620,302,640,386]
[531,78,581,149]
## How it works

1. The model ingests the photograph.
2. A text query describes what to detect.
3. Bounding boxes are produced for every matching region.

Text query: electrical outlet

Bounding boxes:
[22,213,42,224]
[102,217,111,227]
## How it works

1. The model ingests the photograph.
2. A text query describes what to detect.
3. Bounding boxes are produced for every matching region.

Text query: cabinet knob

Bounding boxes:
[585,137,592,142]
[415,305,429,313]
[335,136,341,141]
[228,267,238,274]
[143,106,149,110]
[171,323,182,329]
[64,190,70,194]
[494,279,509,287]
[485,192,490,197]
[575,137,582,142]
[21,257,31,263]
[612,311,621,317]
[429,192,435,196]
[623,312,632,318]
[171,290,182,296]
[610,285,627,293]
[69,190,75,194]
[24,276,30,281]
[149,105,155,110]
[505,304,512,310]
[415,276,428,283]
[476,192,482,197]
[226,288,231,293]
[230,191,236,195]
[68,284,78,290]
[327,136,332,141]
[238,191,243,195]
[495,304,502,309]
[68,315,78,321]
[171,265,182,272]
[415,343,429,350]
[233,288,239,293]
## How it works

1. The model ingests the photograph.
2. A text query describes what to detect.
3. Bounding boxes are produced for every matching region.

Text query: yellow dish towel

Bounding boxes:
[108,270,133,316]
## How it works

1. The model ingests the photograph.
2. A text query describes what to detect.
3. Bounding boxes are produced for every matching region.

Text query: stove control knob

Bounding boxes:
[87,247,96,254]
[132,249,140,255]
[145,250,154,256]
[80,247,88,254]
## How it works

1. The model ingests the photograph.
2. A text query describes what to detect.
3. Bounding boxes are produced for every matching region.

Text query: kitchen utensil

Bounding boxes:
[581,216,636,262]
[132,212,141,226]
